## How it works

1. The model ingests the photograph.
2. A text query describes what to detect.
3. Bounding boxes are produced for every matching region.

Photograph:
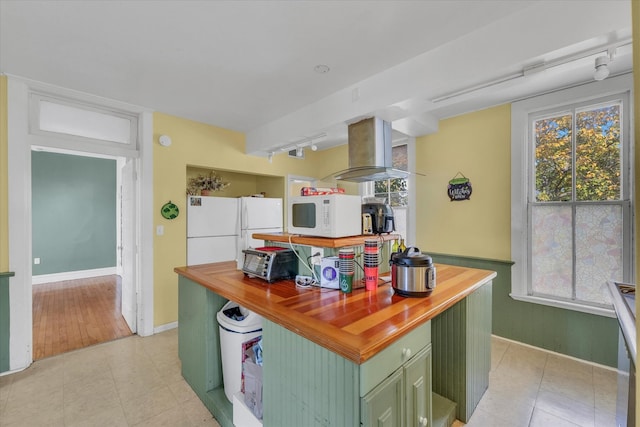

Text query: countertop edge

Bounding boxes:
[606,280,636,366]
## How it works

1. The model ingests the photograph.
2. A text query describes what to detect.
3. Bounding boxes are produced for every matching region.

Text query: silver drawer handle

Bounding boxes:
[419,416,428,426]
[402,347,412,358]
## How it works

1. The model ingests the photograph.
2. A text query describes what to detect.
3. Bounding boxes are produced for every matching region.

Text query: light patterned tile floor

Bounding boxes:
[0,329,220,427]
[454,336,619,427]
[0,331,618,427]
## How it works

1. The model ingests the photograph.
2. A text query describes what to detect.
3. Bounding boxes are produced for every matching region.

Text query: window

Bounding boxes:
[372,144,409,239]
[511,75,633,316]
[29,93,139,155]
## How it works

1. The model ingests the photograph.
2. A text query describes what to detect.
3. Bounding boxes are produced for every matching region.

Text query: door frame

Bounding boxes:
[6,76,154,372]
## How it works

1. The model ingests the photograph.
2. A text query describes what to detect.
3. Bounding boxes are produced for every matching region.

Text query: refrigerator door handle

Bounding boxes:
[240,199,247,231]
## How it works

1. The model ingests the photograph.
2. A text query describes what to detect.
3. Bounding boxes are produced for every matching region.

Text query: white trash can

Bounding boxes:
[217,300,263,403]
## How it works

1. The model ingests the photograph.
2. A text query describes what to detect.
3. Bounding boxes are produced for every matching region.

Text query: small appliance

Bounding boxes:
[319,256,340,289]
[389,247,436,297]
[361,202,395,234]
[362,213,373,234]
[241,247,298,283]
[288,194,362,238]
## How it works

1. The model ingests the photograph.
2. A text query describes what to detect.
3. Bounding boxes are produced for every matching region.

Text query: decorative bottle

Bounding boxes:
[398,238,406,252]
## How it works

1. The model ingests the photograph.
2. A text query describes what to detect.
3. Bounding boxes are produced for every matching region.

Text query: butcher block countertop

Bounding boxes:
[251,232,398,248]
[174,261,496,364]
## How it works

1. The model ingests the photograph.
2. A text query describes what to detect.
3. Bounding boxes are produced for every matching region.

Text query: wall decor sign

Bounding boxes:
[161,201,180,219]
[447,172,472,201]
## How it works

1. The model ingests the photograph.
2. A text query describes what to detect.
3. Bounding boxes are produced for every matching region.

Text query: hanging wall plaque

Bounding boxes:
[161,201,180,219]
[447,173,472,201]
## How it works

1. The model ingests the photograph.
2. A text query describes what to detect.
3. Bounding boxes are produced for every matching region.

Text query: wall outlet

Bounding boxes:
[34,257,40,265]
[310,247,324,264]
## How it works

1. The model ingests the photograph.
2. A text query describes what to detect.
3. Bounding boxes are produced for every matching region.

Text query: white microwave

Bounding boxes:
[288,194,362,238]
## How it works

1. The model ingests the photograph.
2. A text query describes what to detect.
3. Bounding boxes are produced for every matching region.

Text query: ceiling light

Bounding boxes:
[314,64,330,74]
[593,55,610,81]
[296,147,303,157]
[310,144,318,151]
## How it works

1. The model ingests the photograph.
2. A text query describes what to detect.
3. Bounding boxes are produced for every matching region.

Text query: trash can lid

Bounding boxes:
[217,300,263,333]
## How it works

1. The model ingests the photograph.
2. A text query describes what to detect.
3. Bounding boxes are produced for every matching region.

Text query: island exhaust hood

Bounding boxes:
[327,117,410,183]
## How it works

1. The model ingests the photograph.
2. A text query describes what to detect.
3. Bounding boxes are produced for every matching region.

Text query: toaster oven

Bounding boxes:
[241,247,298,283]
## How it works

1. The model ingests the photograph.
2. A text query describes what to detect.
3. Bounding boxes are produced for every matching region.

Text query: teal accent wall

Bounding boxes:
[430,253,618,367]
[0,271,14,373]
[31,151,117,275]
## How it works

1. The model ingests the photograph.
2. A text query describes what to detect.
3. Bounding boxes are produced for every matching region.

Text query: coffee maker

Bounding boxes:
[361,202,395,234]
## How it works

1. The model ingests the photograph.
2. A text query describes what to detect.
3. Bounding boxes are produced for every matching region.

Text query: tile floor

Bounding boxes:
[457,336,619,427]
[0,328,220,427]
[0,330,619,427]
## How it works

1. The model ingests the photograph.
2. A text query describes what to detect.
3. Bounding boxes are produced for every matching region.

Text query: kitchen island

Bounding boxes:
[175,261,495,427]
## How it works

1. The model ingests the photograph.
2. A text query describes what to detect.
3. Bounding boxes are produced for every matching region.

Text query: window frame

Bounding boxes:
[361,137,416,243]
[511,74,634,317]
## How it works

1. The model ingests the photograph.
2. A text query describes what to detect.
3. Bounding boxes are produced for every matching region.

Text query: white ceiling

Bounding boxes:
[0,1,633,156]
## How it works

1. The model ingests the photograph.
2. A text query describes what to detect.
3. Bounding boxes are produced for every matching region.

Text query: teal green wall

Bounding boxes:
[31,152,117,275]
[430,253,618,367]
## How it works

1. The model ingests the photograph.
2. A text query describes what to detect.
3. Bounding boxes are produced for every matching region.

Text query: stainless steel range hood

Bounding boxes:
[328,117,409,183]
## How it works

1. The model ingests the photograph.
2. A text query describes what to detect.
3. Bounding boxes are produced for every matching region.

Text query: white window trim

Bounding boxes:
[510,73,634,318]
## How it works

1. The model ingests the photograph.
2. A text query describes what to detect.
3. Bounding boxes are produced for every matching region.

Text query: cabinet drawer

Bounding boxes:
[360,321,431,396]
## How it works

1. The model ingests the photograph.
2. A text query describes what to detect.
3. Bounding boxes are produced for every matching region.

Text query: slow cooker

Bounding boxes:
[389,247,436,297]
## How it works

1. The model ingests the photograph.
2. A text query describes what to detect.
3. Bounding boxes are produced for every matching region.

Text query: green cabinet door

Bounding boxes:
[404,346,432,427]
[362,345,433,427]
[361,368,404,427]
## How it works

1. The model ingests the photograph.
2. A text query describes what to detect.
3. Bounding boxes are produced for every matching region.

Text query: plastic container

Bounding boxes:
[217,300,263,402]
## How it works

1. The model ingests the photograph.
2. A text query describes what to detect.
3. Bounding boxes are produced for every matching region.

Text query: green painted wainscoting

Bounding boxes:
[429,253,618,367]
[432,280,492,423]
[177,275,233,427]
[0,271,15,373]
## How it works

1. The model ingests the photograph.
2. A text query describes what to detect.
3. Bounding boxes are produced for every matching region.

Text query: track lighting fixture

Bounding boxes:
[296,147,303,157]
[593,55,610,81]
[268,152,273,163]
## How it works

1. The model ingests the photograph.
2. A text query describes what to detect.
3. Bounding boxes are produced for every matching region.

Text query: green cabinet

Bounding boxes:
[405,346,432,427]
[361,345,432,427]
[361,368,403,427]
[431,281,492,422]
[264,318,432,427]
[176,272,490,427]
[178,276,234,427]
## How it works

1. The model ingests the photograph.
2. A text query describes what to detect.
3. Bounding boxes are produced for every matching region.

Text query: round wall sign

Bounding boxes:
[161,201,179,219]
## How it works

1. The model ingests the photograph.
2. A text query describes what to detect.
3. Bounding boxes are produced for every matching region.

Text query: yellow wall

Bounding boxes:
[152,112,341,326]
[415,104,511,261]
[0,75,7,271]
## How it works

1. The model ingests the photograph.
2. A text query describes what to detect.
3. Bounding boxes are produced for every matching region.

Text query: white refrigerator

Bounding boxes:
[186,195,283,267]
[236,196,284,268]
[187,196,240,265]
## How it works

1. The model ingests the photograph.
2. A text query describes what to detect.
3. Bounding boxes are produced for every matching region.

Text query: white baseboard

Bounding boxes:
[492,334,617,372]
[154,321,178,334]
[32,267,118,285]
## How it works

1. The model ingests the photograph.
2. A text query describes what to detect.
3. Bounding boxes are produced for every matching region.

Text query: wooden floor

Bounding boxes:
[32,275,133,360]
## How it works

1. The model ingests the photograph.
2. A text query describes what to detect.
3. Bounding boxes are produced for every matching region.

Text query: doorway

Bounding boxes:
[6,76,154,372]
[30,149,136,359]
